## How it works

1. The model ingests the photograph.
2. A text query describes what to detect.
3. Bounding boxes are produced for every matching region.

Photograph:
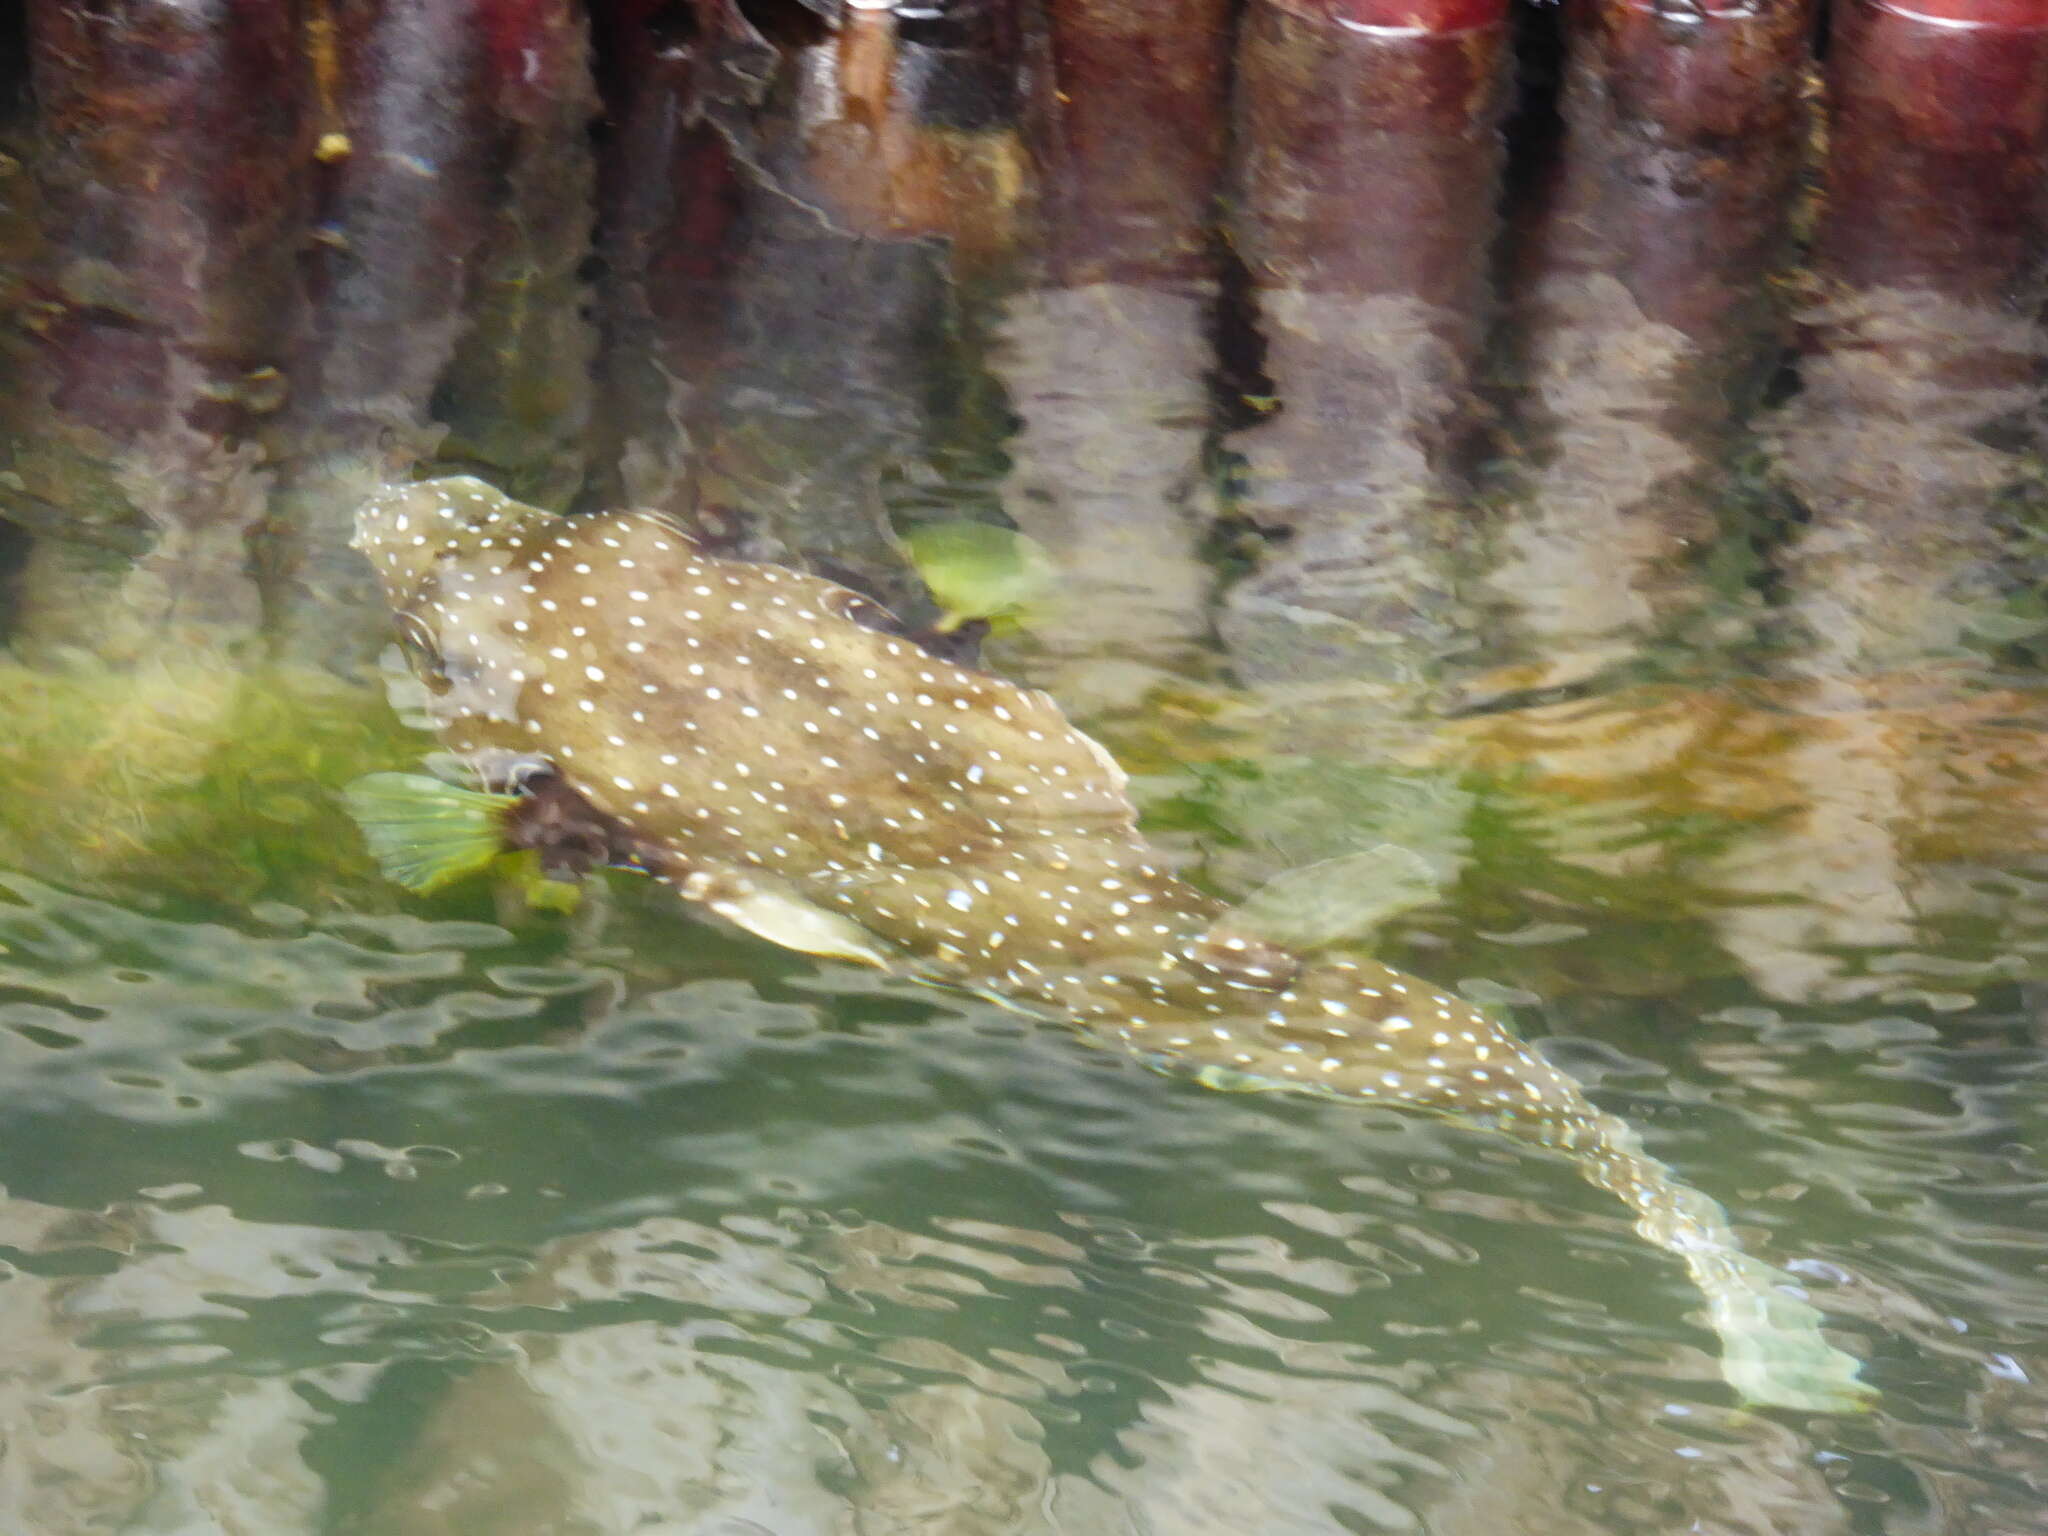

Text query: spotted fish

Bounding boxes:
[352,476,1870,1412]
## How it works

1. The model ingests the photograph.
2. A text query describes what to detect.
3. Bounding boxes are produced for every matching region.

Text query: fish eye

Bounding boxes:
[394,611,452,695]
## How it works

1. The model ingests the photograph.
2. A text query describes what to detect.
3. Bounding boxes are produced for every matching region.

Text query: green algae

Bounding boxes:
[0,657,421,907]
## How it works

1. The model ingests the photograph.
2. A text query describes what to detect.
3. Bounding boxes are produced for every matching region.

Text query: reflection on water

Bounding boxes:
[1,621,2045,1535]
[3,0,2047,1523]
[5,299,2046,1528]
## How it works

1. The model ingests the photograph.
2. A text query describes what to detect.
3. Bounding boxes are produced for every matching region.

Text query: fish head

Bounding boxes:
[352,477,612,760]
[352,476,558,616]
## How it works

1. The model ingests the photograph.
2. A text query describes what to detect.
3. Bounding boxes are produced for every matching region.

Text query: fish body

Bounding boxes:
[353,477,1869,1411]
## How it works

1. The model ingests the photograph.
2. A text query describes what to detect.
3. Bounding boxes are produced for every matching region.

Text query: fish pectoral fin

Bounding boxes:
[901,521,1058,631]
[682,872,896,969]
[1210,844,1448,958]
[342,772,519,893]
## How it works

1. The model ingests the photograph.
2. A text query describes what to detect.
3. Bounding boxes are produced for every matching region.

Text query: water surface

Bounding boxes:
[1,642,2043,1533]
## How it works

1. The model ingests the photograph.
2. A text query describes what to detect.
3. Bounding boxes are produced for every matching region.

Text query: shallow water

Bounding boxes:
[0,648,2044,1534]
[2,0,2046,1522]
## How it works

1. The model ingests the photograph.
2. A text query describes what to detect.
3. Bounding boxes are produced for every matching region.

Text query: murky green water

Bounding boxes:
[1,655,2043,1534]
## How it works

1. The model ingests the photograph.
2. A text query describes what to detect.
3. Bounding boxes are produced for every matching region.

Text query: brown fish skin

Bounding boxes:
[354,477,1869,1411]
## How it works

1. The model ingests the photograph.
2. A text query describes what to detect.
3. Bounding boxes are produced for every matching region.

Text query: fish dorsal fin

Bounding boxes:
[1199,843,1447,961]
[679,871,897,969]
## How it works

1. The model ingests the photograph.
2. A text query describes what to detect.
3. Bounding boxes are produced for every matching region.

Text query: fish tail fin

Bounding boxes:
[1574,1110,1873,1413]
[342,772,519,893]
[1695,1248,1875,1415]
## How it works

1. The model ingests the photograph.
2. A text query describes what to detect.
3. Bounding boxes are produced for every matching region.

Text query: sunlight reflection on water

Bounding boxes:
[0,760,2045,1535]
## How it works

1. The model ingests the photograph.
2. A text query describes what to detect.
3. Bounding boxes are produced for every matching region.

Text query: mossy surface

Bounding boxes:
[0,658,421,908]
